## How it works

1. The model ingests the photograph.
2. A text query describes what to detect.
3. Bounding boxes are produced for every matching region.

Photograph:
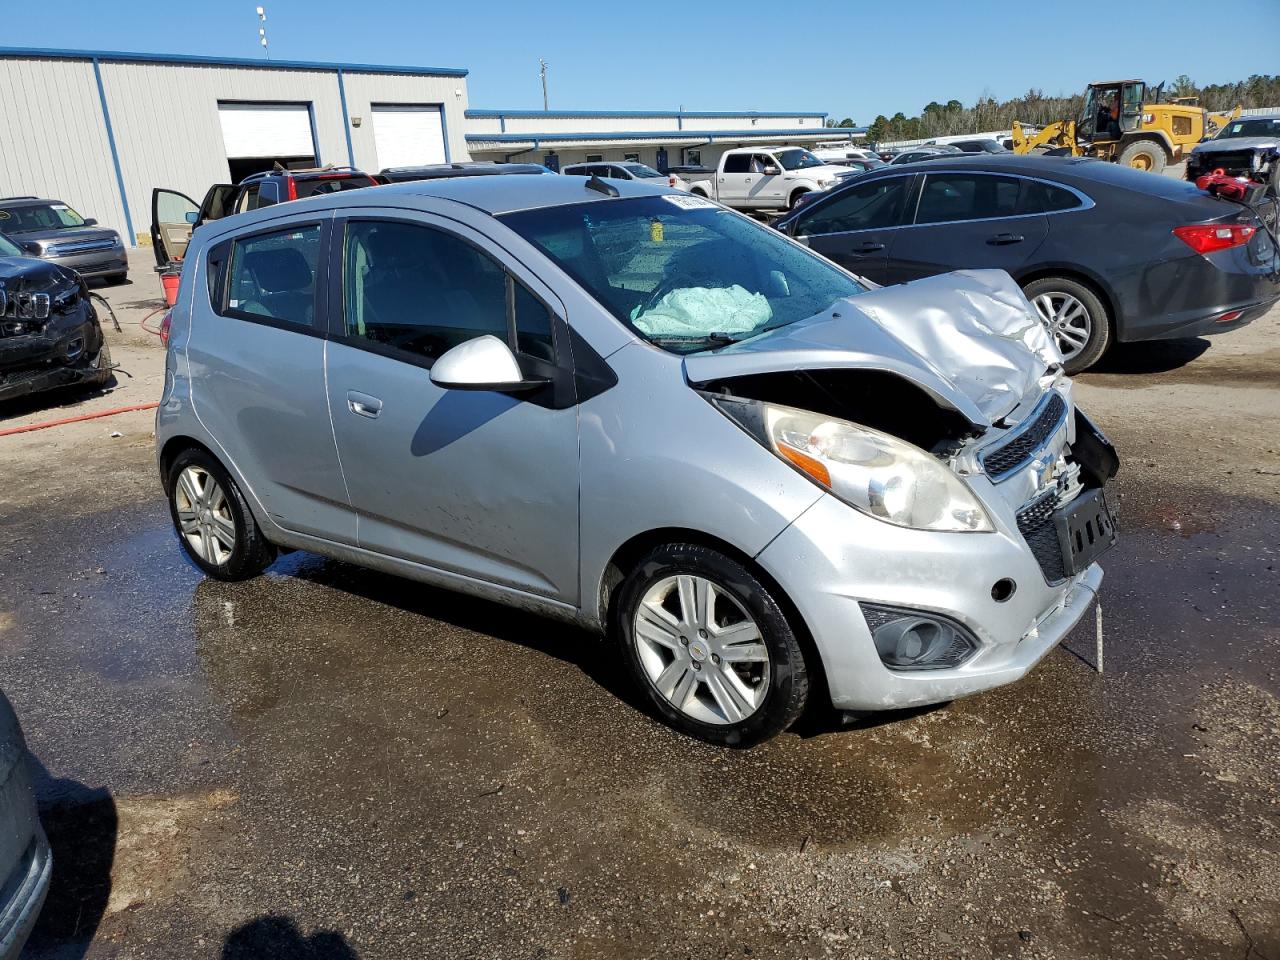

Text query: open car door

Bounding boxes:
[150,188,199,268]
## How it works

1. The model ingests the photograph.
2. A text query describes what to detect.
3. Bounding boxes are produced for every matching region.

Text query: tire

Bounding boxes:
[104,272,128,286]
[788,189,810,211]
[1118,139,1167,174]
[613,543,809,747]
[689,187,708,199]
[167,448,276,581]
[1023,276,1111,374]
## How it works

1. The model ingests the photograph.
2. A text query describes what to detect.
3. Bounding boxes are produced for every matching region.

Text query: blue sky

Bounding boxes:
[5,0,1278,121]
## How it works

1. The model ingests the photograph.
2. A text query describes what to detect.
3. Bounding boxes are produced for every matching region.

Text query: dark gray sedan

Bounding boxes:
[773,155,1280,371]
[0,689,50,957]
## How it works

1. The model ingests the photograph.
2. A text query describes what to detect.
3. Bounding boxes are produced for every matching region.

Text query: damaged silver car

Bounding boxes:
[156,176,1118,746]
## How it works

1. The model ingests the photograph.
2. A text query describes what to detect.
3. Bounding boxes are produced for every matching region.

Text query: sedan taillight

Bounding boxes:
[159,309,173,346]
[1173,223,1256,254]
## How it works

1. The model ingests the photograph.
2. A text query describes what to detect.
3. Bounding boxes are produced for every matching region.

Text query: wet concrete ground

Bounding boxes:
[1,263,1278,958]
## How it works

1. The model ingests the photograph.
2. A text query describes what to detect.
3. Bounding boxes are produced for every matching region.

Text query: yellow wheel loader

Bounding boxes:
[1011,80,1241,173]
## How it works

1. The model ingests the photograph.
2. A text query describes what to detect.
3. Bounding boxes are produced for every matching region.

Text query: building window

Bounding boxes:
[586,154,604,163]
[624,153,640,163]
[685,149,702,166]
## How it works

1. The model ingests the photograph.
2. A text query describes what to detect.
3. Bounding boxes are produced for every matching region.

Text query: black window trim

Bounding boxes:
[214,218,330,338]
[793,173,919,239]
[325,213,567,375]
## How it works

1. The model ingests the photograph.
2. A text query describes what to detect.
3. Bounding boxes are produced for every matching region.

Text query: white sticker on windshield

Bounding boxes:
[662,194,718,211]
[51,203,69,210]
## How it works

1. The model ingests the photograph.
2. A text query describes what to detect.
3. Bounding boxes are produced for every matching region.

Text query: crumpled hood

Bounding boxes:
[0,254,77,291]
[1193,136,1280,154]
[684,269,1062,428]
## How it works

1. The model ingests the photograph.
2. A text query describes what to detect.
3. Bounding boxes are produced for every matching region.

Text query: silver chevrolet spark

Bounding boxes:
[156,175,1118,746]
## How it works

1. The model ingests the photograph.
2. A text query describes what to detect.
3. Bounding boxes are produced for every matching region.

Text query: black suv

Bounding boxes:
[151,166,378,267]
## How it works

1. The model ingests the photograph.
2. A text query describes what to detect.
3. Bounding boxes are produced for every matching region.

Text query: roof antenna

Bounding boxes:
[585,173,619,198]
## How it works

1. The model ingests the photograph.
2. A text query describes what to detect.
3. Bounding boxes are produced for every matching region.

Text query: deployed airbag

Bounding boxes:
[632,284,772,336]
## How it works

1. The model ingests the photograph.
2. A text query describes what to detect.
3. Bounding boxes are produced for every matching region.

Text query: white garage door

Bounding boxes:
[372,106,446,169]
[218,103,315,158]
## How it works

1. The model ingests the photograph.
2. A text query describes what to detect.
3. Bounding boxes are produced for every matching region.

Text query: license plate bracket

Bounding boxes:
[1055,488,1117,577]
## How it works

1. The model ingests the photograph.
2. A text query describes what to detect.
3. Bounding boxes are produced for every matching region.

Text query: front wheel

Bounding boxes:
[1118,139,1167,174]
[788,189,810,211]
[1023,276,1111,373]
[614,544,809,747]
[167,448,276,581]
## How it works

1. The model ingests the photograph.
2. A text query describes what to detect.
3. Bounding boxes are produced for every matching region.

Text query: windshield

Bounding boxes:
[622,164,665,178]
[0,233,23,257]
[776,149,825,171]
[0,202,87,233]
[500,195,865,353]
[1216,118,1280,140]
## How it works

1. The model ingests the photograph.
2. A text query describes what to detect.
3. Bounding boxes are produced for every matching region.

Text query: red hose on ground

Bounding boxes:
[0,402,160,438]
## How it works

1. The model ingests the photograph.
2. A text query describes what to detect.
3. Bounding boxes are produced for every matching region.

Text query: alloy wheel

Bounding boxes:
[633,575,770,725]
[1033,291,1092,362]
[174,465,236,565]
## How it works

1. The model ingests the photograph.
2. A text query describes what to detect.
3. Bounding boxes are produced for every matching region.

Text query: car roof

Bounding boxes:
[0,197,57,207]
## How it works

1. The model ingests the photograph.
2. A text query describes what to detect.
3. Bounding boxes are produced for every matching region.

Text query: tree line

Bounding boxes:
[824,75,1280,144]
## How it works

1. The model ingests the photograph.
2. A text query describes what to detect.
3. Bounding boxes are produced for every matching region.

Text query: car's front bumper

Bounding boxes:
[0,829,52,960]
[756,491,1104,712]
[45,249,128,280]
[0,306,110,403]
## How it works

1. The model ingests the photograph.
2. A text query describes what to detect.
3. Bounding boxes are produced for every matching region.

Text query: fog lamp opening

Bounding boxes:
[860,603,979,671]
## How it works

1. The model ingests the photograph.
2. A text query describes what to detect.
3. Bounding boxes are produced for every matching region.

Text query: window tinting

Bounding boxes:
[798,178,908,235]
[916,174,1022,224]
[343,220,508,363]
[296,175,374,198]
[1023,180,1084,213]
[514,282,554,361]
[722,153,751,174]
[226,224,321,327]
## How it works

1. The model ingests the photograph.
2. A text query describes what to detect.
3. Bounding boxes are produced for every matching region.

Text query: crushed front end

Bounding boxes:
[0,259,112,404]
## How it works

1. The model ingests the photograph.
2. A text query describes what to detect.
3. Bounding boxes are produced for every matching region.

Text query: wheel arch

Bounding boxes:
[598,526,832,707]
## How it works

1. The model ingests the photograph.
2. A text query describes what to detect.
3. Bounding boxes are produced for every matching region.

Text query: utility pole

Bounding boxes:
[539,58,549,111]
[256,6,270,60]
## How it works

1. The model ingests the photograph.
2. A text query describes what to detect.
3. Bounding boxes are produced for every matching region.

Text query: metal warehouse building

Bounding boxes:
[0,47,471,245]
[465,109,852,172]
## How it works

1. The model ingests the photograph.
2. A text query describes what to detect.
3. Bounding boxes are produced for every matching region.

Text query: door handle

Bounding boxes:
[987,233,1025,245]
[347,390,383,419]
[853,241,886,253]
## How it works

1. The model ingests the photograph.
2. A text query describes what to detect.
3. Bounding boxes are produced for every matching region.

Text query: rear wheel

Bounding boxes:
[1023,276,1111,374]
[167,448,276,581]
[614,543,809,747]
[1118,139,1167,174]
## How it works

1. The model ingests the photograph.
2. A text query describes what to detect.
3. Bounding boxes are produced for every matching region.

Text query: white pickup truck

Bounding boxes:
[684,146,849,211]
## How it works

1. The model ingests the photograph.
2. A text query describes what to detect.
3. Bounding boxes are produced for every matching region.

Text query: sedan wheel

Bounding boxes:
[174,465,237,566]
[634,574,770,725]
[1032,291,1092,363]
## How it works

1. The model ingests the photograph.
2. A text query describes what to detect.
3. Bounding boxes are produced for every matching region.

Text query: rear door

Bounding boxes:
[151,188,199,267]
[885,171,1049,285]
[787,173,915,284]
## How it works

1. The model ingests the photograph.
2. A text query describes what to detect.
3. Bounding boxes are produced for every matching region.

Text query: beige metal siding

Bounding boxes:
[101,61,352,244]
[340,71,470,168]
[0,57,128,240]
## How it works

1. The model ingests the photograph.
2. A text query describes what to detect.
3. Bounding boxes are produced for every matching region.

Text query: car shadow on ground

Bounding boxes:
[23,758,117,960]
[222,915,359,959]
[1086,336,1210,375]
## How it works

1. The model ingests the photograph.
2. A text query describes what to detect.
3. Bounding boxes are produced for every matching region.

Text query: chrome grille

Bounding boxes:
[981,392,1068,481]
[46,237,116,256]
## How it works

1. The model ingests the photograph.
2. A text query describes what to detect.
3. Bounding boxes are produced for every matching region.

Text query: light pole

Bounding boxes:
[256,6,270,60]
[539,58,548,111]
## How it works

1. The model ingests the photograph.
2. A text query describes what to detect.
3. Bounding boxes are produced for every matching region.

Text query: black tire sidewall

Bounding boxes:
[1119,140,1165,174]
[167,449,266,581]
[613,544,807,747]
[1023,276,1111,374]
[789,189,810,211]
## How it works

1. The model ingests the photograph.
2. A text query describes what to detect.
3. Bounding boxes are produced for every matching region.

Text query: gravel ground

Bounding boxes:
[1,247,1278,959]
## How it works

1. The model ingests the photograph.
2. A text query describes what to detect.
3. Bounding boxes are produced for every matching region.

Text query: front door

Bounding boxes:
[747,153,785,207]
[151,188,199,267]
[787,173,915,284]
[885,172,1048,285]
[323,214,580,602]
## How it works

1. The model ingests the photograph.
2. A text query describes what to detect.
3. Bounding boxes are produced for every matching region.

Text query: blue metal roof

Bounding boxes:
[466,109,827,120]
[466,129,836,143]
[0,46,468,77]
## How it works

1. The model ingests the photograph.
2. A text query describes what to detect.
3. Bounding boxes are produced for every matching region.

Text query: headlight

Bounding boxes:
[710,397,994,532]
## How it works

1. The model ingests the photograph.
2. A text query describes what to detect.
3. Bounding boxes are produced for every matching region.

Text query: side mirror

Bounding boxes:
[20,240,42,255]
[185,211,200,224]
[764,166,781,176]
[82,217,98,226]
[430,335,546,392]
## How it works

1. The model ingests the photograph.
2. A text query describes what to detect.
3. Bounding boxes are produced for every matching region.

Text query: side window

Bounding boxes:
[797,178,909,236]
[258,181,281,207]
[343,220,509,364]
[564,167,589,178]
[723,153,751,174]
[916,174,1022,224]
[224,224,321,327]
[1022,180,1085,214]
[514,282,555,361]
[238,183,261,213]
